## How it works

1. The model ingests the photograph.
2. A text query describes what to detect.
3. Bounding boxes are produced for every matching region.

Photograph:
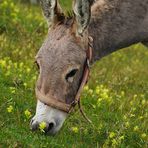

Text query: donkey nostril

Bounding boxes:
[44,122,56,133]
[47,122,54,131]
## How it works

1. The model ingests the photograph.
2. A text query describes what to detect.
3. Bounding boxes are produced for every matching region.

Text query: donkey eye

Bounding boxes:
[65,69,78,83]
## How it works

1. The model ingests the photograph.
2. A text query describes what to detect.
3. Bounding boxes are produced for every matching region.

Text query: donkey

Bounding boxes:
[30,0,148,135]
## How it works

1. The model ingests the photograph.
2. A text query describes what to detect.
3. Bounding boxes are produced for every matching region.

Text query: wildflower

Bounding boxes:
[92,104,96,109]
[109,132,116,138]
[139,116,143,120]
[130,114,135,118]
[133,94,137,99]
[39,122,46,132]
[19,62,24,68]
[23,83,27,87]
[95,86,100,94]
[133,126,139,132]
[88,89,93,95]
[112,139,117,146]
[84,85,89,91]
[0,60,6,68]
[130,101,133,106]
[7,65,11,70]
[5,71,10,76]
[26,68,31,73]
[141,99,146,105]
[7,105,13,113]
[132,107,136,111]
[14,63,17,68]
[97,98,103,107]
[24,109,32,119]
[121,91,125,96]
[119,135,124,140]
[10,87,16,94]
[32,76,37,80]
[19,74,22,78]
[123,115,127,120]
[125,121,130,128]
[141,133,146,139]
[71,127,79,133]
[101,91,109,99]
[11,90,16,94]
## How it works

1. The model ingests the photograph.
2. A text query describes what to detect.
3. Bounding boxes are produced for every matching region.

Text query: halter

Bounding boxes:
[36,36,93,123]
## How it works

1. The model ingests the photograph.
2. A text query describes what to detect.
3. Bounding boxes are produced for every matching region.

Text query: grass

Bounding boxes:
[0,0,148,147]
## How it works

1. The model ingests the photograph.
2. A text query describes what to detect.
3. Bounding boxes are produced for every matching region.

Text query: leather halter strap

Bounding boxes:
[36,36,93,115]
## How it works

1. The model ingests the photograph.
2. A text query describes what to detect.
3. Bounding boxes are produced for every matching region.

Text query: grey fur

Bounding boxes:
[73,0,92,35]
[40,0,64,27]
[89,0,148,61]
[36,0,148,106]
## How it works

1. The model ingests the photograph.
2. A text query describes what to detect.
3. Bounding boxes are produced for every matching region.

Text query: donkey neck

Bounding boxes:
[88,0,148,62]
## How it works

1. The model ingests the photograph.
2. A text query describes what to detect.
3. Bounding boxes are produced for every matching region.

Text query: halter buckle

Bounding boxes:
[70,100,78,107]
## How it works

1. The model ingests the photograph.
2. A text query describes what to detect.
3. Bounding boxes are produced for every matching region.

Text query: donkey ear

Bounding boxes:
[40,0,64,27]
[73,0,92,35]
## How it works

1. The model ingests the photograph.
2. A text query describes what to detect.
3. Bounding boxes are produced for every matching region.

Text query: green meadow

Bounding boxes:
[0,0,147,147]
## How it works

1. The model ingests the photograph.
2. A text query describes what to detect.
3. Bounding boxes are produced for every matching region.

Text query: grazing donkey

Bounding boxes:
[30,0,148,135]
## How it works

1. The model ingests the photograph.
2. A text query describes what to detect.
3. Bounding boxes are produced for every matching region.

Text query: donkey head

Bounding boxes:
[30,0,93,135]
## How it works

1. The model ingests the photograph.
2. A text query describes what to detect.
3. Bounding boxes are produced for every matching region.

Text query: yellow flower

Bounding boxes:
[88,89,93,95]
[121,91,125,96]
[109,132,116,138]
[19,62,24,68]
[130,114,135,117]
[123,115,127,120]
[23,83,27,87]
[0,60,6,68]
[26,68,31,73]
[141,133,146,139]
[133,126,139,132]
[130,101,133,106]
[112,139,117,146]
[141,99,146,105]
[119,135,124,140]
[10,87,16,94]
[139,116,143,120]
[32,76,37,80]
[24,109,32,119]
[14,63,17,68]
[125,121,130,128]
[84,85,89,91]
[7,105,13,113]
[39,122,46,132]
[132,107,136,111]
[95,86,100,94]
[133,94,137,98]
[71,127,79,133]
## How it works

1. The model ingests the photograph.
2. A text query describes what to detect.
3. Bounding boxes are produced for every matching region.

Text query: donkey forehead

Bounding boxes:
[36,30,86,65]
[36,47,85,68]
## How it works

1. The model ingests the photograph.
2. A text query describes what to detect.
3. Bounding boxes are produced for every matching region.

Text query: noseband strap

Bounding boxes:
[36,36,93,122]
[35,88,71,112]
